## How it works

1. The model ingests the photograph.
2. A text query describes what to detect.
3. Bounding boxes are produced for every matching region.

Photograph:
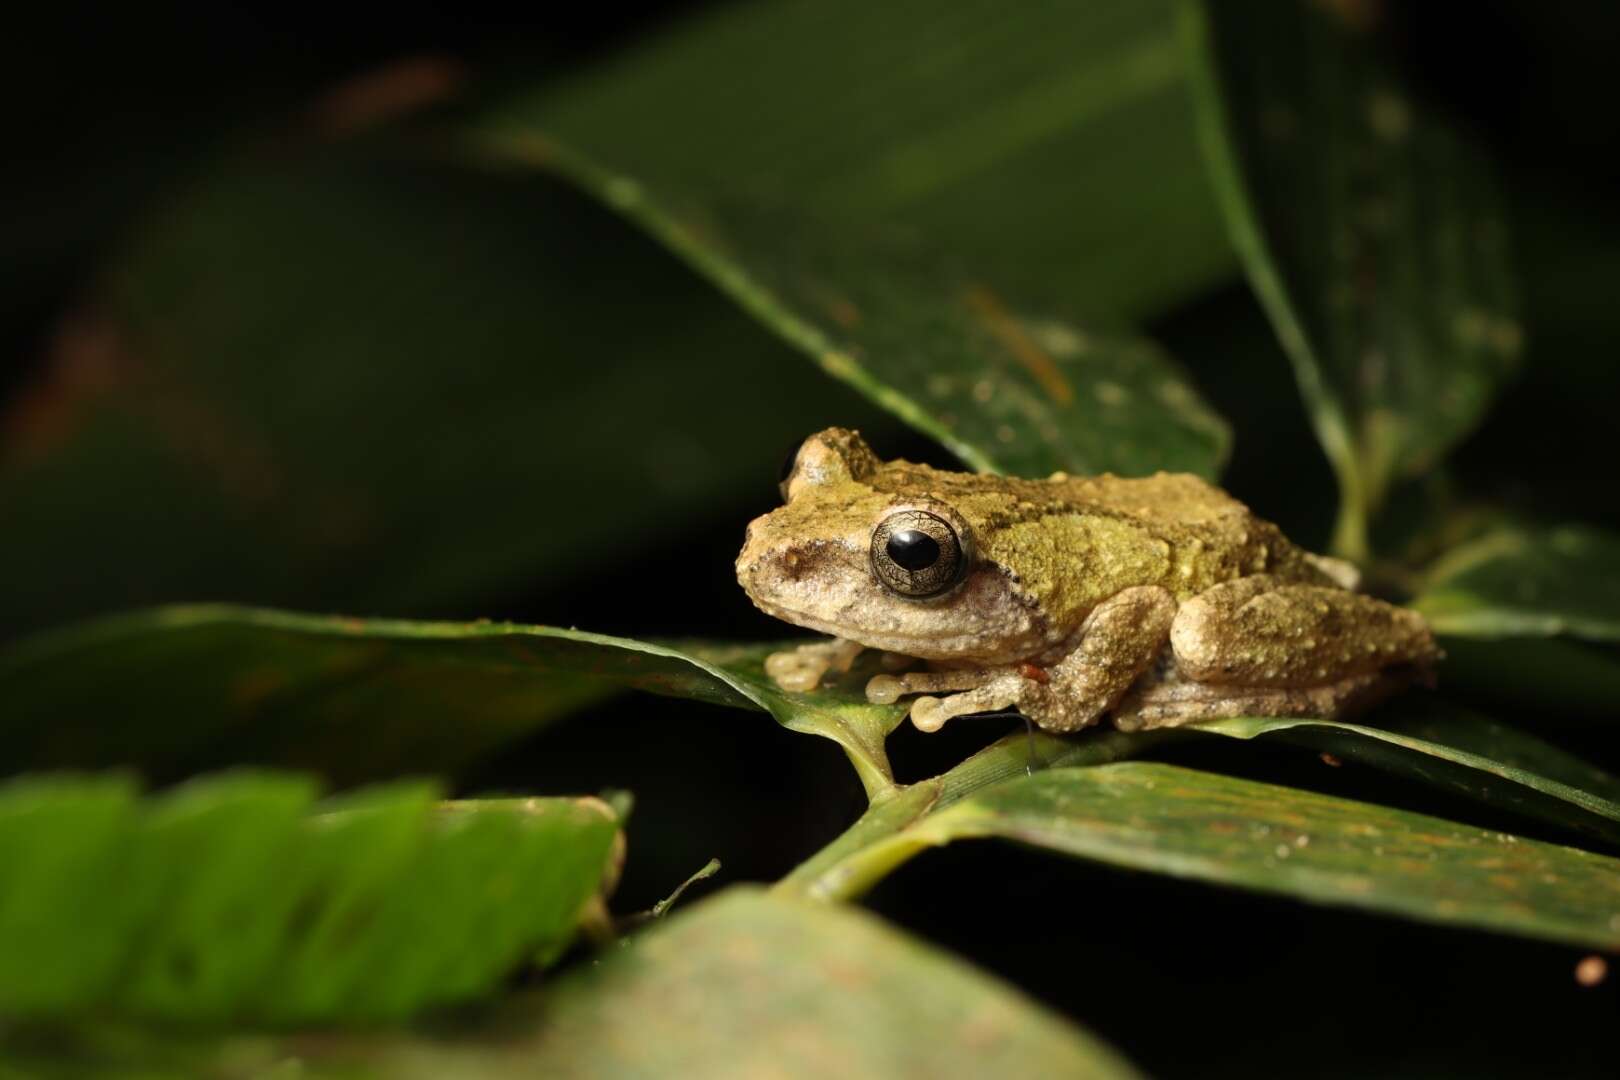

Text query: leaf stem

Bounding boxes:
[841,743,898,802]
[1329,475,1371,566]
[778,728,1170,901]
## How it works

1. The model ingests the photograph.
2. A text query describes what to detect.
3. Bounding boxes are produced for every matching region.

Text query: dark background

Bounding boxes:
[7,3,1620,1075]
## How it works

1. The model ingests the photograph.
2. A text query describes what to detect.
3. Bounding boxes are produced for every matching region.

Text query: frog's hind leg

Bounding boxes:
[1119,574,1440,731]
[1113,658,1405,731]
[1169,575,1439,688]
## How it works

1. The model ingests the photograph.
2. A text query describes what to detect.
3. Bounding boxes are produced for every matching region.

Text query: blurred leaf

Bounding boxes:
[0,772,619,1024]
[0,605,904,795]
[503,886,1140,1078]
[1181,0,1520,560]
[803,761,1620,950]
[477,137,1231,481]
[1193,703,1620,847]
[3,888,1138,1078]
[486,0,1231,325]
[1436,635,1620,719]
[473,0,1235,481]
[0,145,893,635]
[1412,526,1620,716]
[1415,526,1620,640]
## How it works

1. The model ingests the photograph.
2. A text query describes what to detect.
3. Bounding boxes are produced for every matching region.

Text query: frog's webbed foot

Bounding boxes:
[865,668,1054,733]
[864,669,986,704]
[763,638,865,693]
[909,675,1043,733]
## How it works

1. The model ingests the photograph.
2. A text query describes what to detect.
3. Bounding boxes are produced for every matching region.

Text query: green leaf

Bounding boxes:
[1181,0,1520,560]
[1192,702,1620,847]
[0,772,620,1024]
[1415,526,1620,640]
[787,696,1620,902]
[781,727,1174,901]
[836,762,1620,950]
[474,0,1234,480]
[4,888,1139,1078]
[506,886,1139,1078]
[0,145,892,635]
[488,0,1229,325]
[0,605,905,796]
[474,141,1228,485]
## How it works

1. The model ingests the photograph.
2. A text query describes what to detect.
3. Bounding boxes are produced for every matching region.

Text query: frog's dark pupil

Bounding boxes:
[886,530,940,571]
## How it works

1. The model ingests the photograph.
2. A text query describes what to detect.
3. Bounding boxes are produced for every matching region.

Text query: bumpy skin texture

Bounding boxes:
[736,429,1439,733]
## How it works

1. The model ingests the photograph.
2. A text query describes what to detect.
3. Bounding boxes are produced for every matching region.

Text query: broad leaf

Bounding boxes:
[1192,702,1620,847]
[487,0,1229,324]
[1,888,1139,1078]
[0,146,893,635]
[476,0,1234,480]
[500,886,1138,1078]
[806,762,1620,951]
[473,145,1228,484]
[0,605,905,795]
[1181,0,1520,559]
[0,772,619,1024]
[1415,526,1620,640]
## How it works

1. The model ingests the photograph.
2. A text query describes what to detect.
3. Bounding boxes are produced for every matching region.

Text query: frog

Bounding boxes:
[735,428,1439,734]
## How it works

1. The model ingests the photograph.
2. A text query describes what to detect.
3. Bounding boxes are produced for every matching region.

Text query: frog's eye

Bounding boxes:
[870,509,968,599]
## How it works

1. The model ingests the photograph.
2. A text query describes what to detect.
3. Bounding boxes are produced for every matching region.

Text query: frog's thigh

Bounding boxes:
[1040,585,1177,732]
[1170,575,1438,687]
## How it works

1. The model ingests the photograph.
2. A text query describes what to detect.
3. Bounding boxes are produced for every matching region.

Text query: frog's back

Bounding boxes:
[868,461,1328,610]
[1046,471,1328,591]
[1050,471,1249,529]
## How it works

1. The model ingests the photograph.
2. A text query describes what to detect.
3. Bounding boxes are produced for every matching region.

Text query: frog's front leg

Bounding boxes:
[763,637,865,693]
[879,586,1178,734]
[1028,585,1178,731]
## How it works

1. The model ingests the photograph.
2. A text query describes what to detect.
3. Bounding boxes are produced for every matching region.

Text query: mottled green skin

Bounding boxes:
[738,427,1329,664]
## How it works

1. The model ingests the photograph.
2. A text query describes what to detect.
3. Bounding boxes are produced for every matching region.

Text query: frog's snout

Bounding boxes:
[735,514,770,575]
[735,515,787,600]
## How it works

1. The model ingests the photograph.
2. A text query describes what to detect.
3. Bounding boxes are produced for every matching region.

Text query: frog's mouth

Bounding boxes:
[753,603,995,659]
[742,586,1046,663]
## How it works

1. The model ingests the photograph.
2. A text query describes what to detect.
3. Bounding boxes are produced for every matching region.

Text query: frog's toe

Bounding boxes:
[864,674,907,704]
[764,649,829,693]
[909,696,949,732]
[865,668,988,704]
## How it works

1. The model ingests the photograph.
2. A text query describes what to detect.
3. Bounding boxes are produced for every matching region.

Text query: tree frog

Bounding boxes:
[736,428,1438,734]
